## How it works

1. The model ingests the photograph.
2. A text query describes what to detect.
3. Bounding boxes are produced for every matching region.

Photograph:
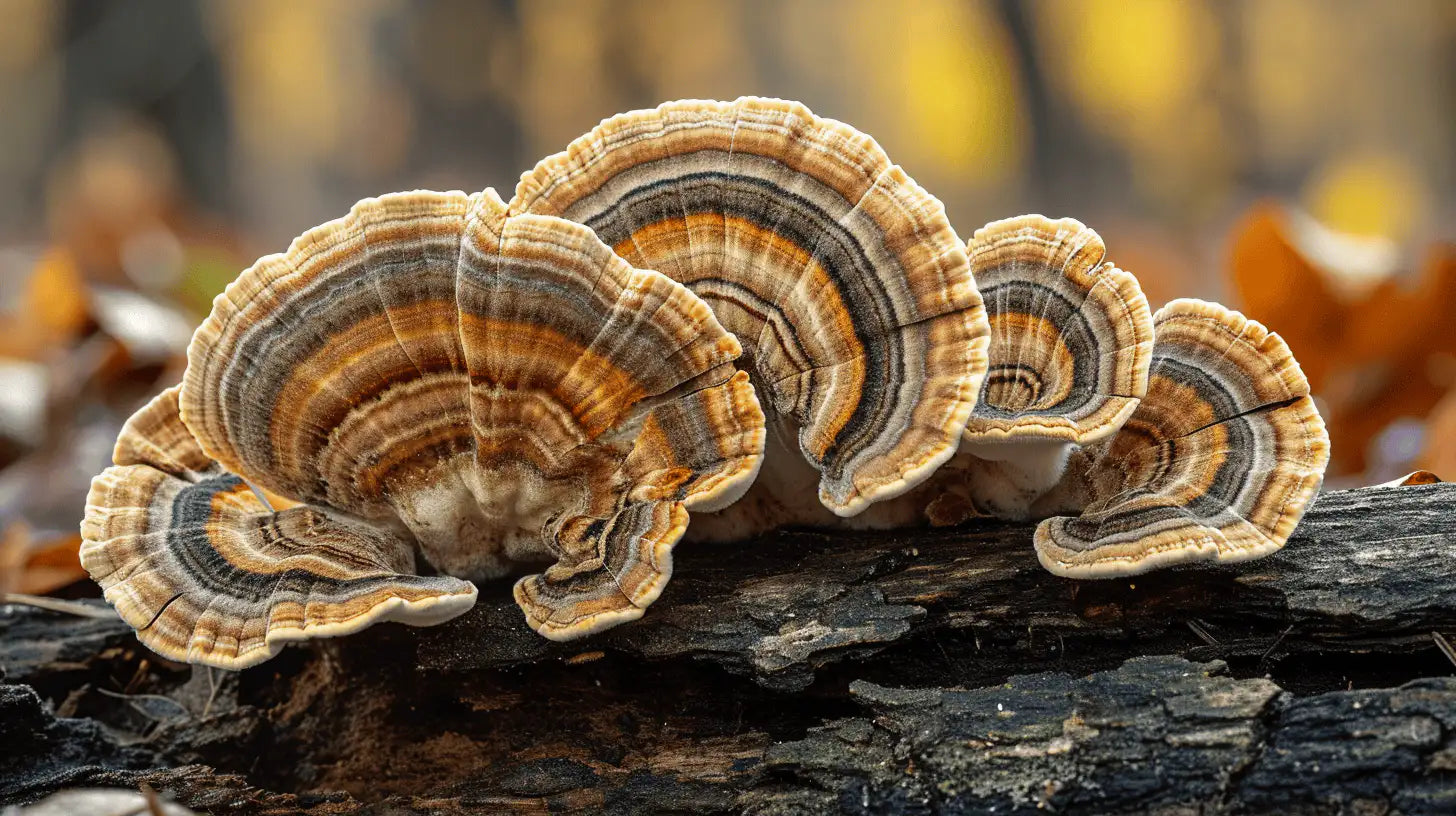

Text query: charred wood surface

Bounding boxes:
[3,483,1455,814]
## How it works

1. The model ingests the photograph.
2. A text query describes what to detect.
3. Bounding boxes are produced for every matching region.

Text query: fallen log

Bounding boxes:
[2,483,1454,814]
[421,481,1456,692]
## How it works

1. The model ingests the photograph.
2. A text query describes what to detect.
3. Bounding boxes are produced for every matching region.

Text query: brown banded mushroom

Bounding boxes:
[81,189,766,664]
[924,215,1154,523]
[81,386,478,669]
[511,97,991,522]
[1032,299,1330,576]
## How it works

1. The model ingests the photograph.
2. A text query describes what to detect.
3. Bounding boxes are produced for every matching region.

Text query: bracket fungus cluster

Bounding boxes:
[81,97,1330,669]
[83,189,764,666]
[511,97,991,527]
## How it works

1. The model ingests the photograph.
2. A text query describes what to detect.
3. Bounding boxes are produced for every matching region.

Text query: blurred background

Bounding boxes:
[0,0,1452,594]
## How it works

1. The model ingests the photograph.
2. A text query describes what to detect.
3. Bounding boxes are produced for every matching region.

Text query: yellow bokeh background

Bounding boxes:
[0,0,1449,490]
[0,0,1446,260]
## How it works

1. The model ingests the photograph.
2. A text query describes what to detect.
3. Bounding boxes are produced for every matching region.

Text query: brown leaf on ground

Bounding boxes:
[1230,204,1456,479]
[0,521,87,597]
[1420,390,1456,480]
[0,249,92,360]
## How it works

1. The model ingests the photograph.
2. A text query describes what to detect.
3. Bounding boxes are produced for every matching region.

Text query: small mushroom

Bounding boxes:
[1032,299,1330,577]
[512,97,990,518]
[82,189,766,663]
[81,386,478,669]
[925,216,1153,521]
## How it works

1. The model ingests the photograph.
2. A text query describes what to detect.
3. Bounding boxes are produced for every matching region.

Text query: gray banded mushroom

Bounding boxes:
[81,386,478,669]
[511,97,991,525]
[1032,299,1330,576]
[81,189,766,666]
[924,215,1154,523]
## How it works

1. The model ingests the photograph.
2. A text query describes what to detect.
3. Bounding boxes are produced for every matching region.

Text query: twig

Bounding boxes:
[202,665,220,719]
[1,592,119,619]
[1432,631,1456,670]
[1261,624,1295,661]
[1259,624,1297,672]
[124,659,152,695]
[1187,619,1220,645]
[244,477,276,512]
[95,686,191,720]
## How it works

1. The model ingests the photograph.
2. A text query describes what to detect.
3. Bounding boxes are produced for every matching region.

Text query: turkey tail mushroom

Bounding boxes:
[512,97,990,518]
[81,387,477,670]
[925,216,1153,523]
[1032,299,1330,577]
[83,189,766,663]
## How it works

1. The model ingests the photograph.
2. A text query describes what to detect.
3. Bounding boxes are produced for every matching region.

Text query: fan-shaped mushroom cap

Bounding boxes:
[963,215,1152,445]
[177,189,763,642]
[81,386,478,669]
[1033,299,1330,577]
[922,216,1153,521]
[512,97,990,517]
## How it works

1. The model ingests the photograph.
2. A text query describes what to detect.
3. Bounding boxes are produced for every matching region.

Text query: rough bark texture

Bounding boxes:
[3,483,1455,814]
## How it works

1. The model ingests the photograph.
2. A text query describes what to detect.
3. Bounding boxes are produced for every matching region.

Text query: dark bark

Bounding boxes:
[752,657,1456,815]
[421,481,1456,692]
[3,483,1455,814]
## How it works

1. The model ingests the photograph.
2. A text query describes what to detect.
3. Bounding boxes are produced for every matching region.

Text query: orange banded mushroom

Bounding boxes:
[925,216,1153,522]
[1033,299,1330,576]
[512,97,990,518]
[82,189,766,664]
[82,387,477,669]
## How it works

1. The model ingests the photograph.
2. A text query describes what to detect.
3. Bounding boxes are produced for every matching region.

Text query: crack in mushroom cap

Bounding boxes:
[161,188,764,646]
[511,97,990,517]
[80,386,478,670]
[1033,299,1330,577]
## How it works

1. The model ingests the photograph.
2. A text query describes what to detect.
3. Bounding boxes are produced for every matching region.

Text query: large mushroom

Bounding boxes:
[924,215,1154,522]
[82,189,766,665]
[81,386,476,669]
[1032,299,1330,576]
[511,97,990,523]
